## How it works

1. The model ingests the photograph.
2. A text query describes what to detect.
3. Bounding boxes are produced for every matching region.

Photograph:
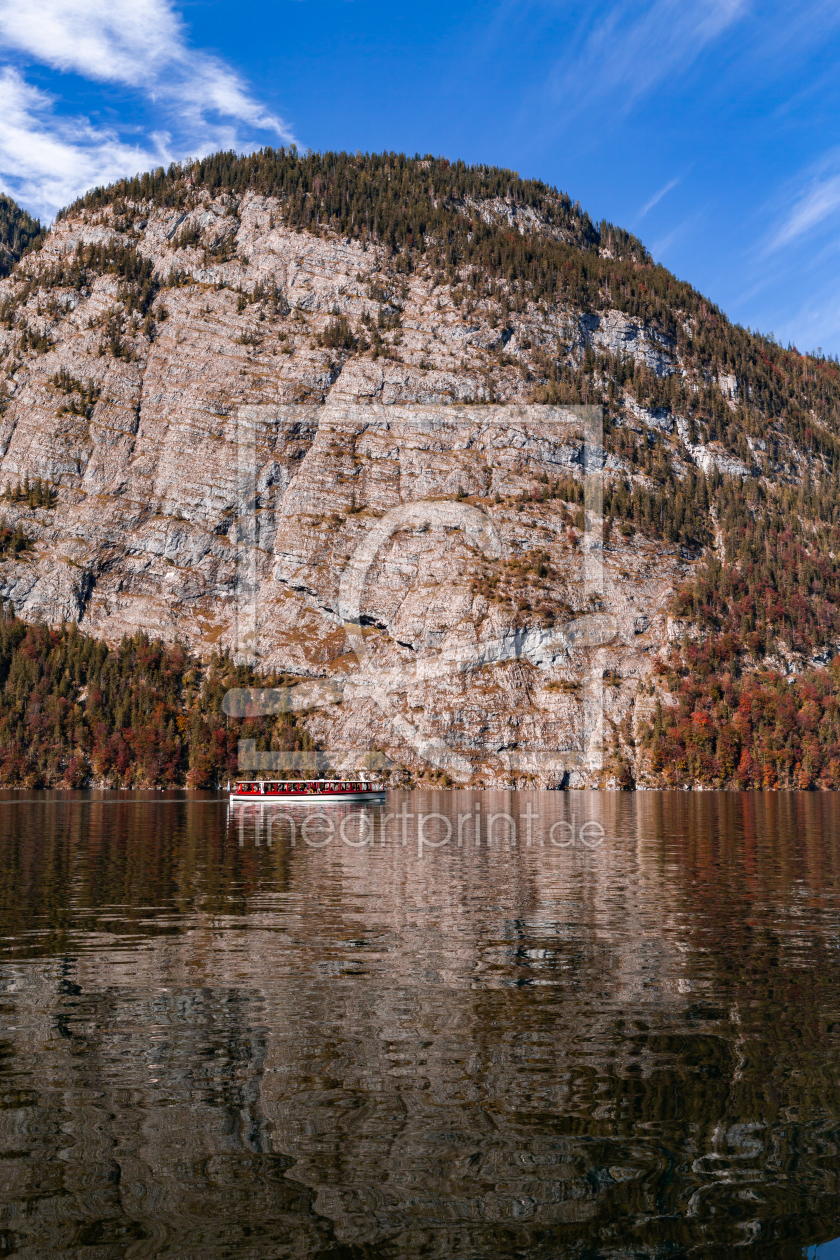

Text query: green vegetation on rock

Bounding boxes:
[0,192,44,277]
[0,604,317,789]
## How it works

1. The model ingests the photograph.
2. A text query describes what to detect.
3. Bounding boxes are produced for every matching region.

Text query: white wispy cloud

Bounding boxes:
[0,0,179,86]
[639,176,680,219]
[0,68,168,215]
[547,0,748,115]
[766,156,840,253]
[0,0,296,220]
[0,0,291,133]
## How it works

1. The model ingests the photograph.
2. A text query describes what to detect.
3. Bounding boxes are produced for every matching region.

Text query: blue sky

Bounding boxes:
[1,1,839,355]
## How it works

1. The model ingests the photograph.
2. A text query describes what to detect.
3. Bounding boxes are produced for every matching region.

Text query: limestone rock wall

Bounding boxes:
[0,193,700,784]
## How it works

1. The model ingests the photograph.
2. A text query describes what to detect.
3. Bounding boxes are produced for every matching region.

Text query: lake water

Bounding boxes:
[1,789,840,1258]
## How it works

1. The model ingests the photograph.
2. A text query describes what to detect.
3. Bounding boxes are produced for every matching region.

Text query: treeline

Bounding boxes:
[15,239,157,315]
[671,473,840,655]
[0,520,28,557]
[0,193,44,277]
[2,477,56,509]
[0,605,316,788]
[636,458,840,788]
[59,151,709,320]
[63,149,601,248]
[641,649,840,791]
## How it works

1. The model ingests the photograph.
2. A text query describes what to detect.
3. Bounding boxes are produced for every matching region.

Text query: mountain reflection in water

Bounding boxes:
[0,789,839,1258]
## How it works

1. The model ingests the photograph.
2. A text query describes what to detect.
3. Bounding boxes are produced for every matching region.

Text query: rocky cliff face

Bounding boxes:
[0,175,809,785]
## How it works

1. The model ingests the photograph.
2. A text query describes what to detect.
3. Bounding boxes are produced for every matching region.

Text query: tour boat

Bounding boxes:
[228,778,386,803]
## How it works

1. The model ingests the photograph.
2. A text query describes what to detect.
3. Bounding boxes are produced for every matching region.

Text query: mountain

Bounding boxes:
[0,193,44,278]
[1,150,839,790]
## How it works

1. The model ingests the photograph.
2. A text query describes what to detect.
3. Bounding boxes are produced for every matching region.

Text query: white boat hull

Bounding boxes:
[229,790,385,804]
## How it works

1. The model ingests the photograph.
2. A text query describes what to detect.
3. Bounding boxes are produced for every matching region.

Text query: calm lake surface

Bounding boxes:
[1,790,840,1259]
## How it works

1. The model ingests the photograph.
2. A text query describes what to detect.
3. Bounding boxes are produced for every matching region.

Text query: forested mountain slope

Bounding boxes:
[0,194,44,278]
[1,150,839,788]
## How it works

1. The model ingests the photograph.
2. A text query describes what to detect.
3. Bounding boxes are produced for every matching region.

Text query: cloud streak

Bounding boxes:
[0,0,296,219]
[547,0,748,116]
[0,68,168,216]
[0,0,292,133]
[767,157,840,253]
[639,176,680,219]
